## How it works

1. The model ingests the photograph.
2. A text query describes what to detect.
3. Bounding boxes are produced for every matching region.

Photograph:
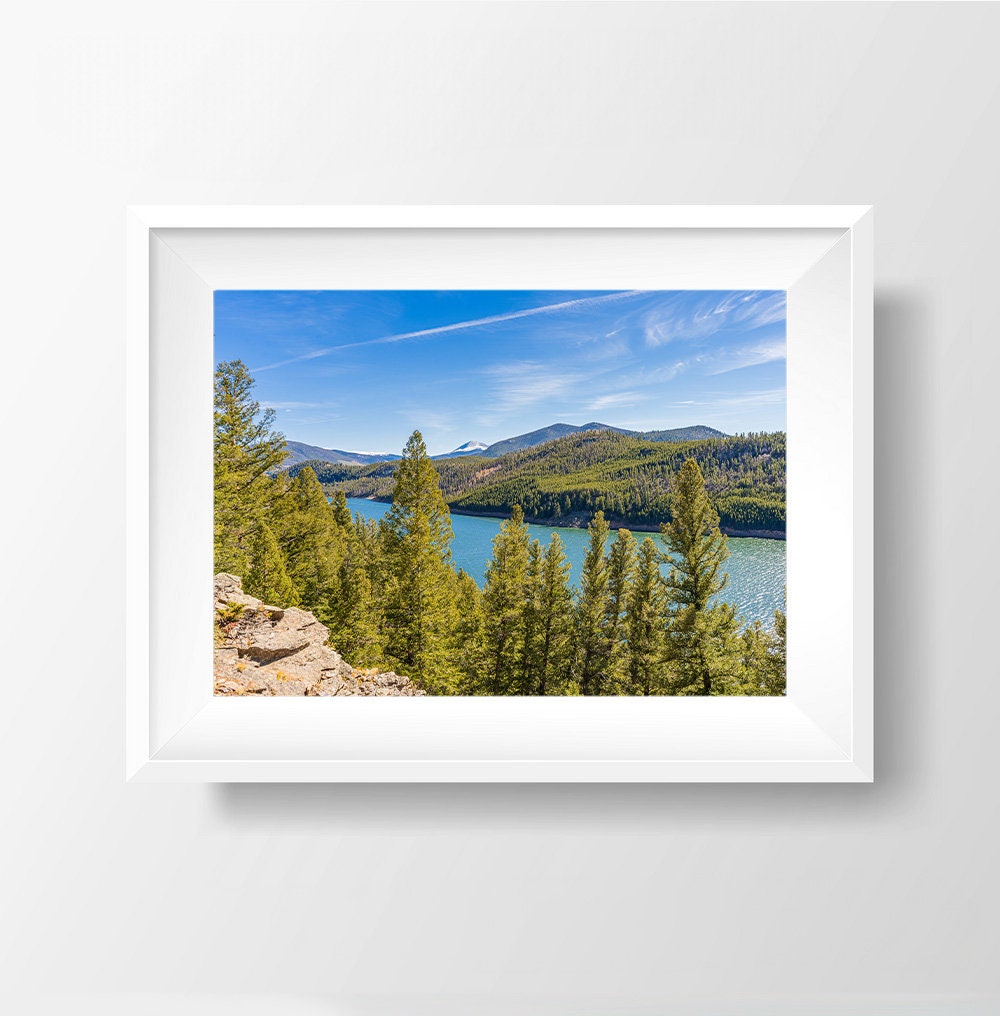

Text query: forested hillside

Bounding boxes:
[215,359,786,697]
[281,440,400,468]
[293,429,786,535]
[477,421,725,457]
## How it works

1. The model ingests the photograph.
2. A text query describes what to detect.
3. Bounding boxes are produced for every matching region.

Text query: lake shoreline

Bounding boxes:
[346,497,786,625]
[353,495,785,542]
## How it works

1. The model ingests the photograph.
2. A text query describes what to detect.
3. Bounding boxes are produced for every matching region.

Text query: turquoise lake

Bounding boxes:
[346,497,786,627]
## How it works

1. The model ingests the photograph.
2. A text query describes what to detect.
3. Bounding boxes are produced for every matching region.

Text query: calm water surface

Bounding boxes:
[347,497,785,627]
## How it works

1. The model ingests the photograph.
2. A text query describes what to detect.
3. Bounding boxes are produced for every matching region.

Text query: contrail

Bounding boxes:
[252,290,647,372]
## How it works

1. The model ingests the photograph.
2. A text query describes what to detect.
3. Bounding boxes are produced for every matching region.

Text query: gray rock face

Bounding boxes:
[213,573,424,697]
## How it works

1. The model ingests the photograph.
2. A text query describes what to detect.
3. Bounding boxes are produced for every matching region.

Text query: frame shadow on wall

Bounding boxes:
[213,287,932,829]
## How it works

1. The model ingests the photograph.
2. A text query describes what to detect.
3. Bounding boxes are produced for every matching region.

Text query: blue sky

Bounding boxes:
[214,290,786,456]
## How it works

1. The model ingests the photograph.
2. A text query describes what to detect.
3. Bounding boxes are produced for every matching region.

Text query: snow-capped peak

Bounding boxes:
[451,440,488,454]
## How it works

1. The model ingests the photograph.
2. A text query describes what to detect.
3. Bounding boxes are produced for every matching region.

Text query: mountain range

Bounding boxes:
[281,441,402,468]
[292,427,786,536]
[282,423,726,468]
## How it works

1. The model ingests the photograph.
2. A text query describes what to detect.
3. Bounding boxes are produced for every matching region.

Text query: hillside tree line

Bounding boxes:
[215,360,786,695]
[297,429,786,534]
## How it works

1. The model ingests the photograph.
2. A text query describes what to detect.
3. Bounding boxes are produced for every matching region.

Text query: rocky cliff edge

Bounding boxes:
[213,573,424,696]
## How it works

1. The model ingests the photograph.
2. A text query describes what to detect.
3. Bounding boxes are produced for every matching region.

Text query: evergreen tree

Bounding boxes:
[737,621,771,695]
[331,490,353,529]
[604,527,637,693]
[478,505,531,694]
[213,360,288,576]
[576,510,611,695]
[328,516,385,667]
[282,466,344,621]
[768,606,787,695]
[535,533,575,696]
[660,459,738,695]
[454,570,486,693]
[244,521,297,606]
[380,431,461,692]
[517,539,545,694]
[626,537,665,694]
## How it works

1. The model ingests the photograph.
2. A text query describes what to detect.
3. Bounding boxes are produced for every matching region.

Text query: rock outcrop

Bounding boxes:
[213,573,424,696]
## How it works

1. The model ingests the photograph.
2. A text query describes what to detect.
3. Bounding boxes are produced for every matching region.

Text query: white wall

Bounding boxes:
[2,3,997,1013]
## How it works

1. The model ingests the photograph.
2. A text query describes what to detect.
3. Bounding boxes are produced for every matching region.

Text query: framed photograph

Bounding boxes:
[126,205,872,782]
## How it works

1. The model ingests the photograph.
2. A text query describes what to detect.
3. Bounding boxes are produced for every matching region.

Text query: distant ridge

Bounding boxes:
[481,422,629,458]
[296,427,785,537]
[432,440,489,460]
[286,425,728,467]
[281,440,401,469]
[480,422,726,458]
[640,425,728,443]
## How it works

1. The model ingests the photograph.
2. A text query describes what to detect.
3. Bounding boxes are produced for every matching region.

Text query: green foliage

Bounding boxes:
[217,601,246,625]
[661,460,740,695]
[379,431,463,693]
[214,360,289,574]
[626,538,667,695]
[214,361,786,697]
[576,510,611,695]
[300,429,786,536]
[245,521,298,607]
[454,570,486,692]
[331,490,353,529]
[604,528,638,694]
[533,534,575,695]
[736,603,786,696]
[327,517,385,667]
[477,505,531,695]
[280,466,344,623]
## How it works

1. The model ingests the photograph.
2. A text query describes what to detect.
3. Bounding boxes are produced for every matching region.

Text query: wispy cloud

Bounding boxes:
[482,360,587,412]
[706,336,786,375]
[587,391,646,412]
[261,400,329,410]
[671,388,786,411]
[252,290,648,372]
[643,291,786,348]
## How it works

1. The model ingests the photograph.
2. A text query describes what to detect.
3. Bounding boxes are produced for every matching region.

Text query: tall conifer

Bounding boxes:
[213,360,287,576]
[536,533,575,695]
[626,537,665,694]
[380,431,460,692]
[661,459,737,694]
[576,510,610,695]
[282,466,343,620]
[245,521,298,606]
[479,505,531,694]
[604,527,638,693]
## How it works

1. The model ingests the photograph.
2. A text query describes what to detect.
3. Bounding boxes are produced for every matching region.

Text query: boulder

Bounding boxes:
[213,573,424,697]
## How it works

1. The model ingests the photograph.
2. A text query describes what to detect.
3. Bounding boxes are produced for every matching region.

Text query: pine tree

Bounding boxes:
[479,505,531,694]
[281,466,344,621]
[245,521,298,606]
[576,510,610,695]
[454,570,486,693]
[517,539,545,694]
[661,459,737,695]
[331,490,353,529]
[604,527,637,693]
[769,606,787,695]
[380,431,461,692]
[626,537,665,694]
[536,533,575,696]
[329,516,385,667]
[213,360,288,577]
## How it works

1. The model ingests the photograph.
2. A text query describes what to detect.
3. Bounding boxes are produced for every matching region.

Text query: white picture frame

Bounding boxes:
[126,205,873,783]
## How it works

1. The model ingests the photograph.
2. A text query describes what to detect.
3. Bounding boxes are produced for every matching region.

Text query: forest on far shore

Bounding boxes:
[215,360,786,696]
[291,428,786,536]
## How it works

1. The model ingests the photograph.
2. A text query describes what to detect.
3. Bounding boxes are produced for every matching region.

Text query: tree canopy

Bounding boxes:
[214,361,786,697]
